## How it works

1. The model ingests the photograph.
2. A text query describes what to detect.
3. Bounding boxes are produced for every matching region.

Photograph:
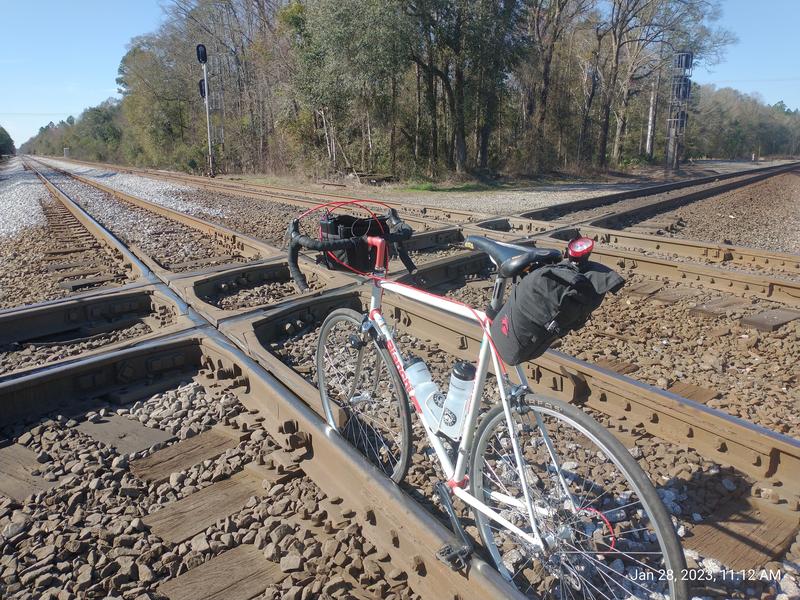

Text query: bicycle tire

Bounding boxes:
[470,396,688,600]
[316,308,412,483]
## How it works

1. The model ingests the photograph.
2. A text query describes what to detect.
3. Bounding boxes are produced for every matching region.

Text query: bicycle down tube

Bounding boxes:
[359,239,551,552]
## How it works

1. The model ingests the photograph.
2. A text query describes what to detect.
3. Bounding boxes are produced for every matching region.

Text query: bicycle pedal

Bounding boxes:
[436,543,472,571]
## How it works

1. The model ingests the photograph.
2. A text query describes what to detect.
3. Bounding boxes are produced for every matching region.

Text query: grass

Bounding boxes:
[402,181,496,193]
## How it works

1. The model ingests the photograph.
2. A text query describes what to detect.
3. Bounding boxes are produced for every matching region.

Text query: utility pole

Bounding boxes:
[196,43,215,177]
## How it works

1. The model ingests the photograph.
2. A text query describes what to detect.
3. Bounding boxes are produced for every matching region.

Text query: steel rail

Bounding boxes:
[461,223,800,306]
[0,328,525,600]
[16,160,527,600]
[367,286,800,513]
[560,225,800,277]
[467,216,800,279]
[37,155,484,226]
[518,161,800,223]
[0,285,199,382]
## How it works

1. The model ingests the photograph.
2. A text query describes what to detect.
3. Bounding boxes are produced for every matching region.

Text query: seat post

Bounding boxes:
[486,275,507,319]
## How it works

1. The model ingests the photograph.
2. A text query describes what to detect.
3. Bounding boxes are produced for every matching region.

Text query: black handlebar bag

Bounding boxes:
[490,261,625,366]
[318,214,390,272]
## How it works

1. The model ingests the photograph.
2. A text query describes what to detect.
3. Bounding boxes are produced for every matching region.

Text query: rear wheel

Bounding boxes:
[316,308,412,483]
[470,396,688,600]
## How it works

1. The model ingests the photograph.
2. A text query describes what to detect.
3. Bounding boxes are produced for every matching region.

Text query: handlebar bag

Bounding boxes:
[318,214,391,272]
[489,260,624,366]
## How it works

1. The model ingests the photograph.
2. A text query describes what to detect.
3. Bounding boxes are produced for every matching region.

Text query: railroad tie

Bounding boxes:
[143,469,266,544]
[143,459,299,537]
[741,308,800,332]
[685,497,799,570]
[0,444,61,501]
[690,296,750,318]
[58,274,119,291]
[76,414,174,456]
[648,287,699,305]
[130,426,245,485]
[156,544,281,600]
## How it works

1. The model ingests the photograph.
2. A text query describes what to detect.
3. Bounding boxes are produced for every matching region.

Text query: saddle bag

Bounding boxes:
[318,214,390,272]
[490,260,625,366]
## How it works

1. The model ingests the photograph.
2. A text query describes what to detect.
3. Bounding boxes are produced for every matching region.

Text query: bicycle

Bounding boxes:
[287,214,688,599]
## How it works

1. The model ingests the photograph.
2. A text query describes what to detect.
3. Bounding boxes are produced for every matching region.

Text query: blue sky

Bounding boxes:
[692,0,800,111]
[1,0,798,148]
[0,0,164,146]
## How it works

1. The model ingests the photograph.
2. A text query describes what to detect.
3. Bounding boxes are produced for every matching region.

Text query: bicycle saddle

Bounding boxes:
[464,235,562,278]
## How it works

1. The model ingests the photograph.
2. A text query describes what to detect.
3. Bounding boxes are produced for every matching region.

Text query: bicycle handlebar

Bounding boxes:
[286,209,416,291]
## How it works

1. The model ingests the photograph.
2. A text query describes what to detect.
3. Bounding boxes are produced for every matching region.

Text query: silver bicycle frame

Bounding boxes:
[365,276,574,551]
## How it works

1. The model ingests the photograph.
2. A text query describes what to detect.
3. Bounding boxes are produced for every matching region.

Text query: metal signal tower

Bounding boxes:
[666,51,693,171]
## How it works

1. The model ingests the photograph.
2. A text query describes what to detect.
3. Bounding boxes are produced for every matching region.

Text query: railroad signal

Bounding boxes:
[666,50,694,171]
[197,43,214,177]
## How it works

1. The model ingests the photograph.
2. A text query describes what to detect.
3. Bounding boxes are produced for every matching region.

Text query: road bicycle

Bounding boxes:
[288,214,688,599]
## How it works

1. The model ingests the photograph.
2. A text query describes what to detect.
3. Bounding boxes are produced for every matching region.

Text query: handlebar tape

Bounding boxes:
[287,220,361,291]
[386,208,417,274]
[286,211,417,291]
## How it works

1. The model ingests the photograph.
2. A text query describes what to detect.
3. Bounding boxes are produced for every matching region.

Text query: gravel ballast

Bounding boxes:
[267,314,799,599]
[0,380,420,600]
[639,169,800,255]
[36,166,251,273]
[0,160,130,310]
[0,158,47,237]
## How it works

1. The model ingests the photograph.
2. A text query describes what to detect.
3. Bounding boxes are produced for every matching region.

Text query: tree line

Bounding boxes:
[20,0,800,177]
[0,126,14,156]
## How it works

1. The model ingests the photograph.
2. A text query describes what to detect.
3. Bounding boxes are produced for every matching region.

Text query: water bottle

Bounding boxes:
[438,361,477,441]
[405,356,446,427]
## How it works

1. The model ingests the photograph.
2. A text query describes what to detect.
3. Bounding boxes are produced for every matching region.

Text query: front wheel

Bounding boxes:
[470,396,688,600]
[316,308,412,483]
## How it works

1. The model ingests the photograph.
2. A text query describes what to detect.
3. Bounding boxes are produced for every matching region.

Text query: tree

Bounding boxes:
[0,126,14,155]
[26,0,794,178]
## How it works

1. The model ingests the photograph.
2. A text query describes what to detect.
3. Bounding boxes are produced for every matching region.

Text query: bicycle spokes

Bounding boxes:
[474,406,674,599]
[319,317,406,477]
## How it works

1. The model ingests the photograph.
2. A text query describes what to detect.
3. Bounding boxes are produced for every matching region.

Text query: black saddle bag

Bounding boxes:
[490,260,625,366]
[318,214,390,272]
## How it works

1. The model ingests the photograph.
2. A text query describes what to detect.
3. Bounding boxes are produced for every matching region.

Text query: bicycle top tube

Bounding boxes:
[372,278,489,325]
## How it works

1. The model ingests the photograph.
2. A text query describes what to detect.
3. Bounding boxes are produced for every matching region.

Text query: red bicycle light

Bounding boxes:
[567,237,594,259]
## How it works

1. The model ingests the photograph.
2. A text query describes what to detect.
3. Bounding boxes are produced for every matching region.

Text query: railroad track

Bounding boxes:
[1,160,521,600]
[33,157,467,269]
[28,159,277,278]
[519,161,800,224]
[45,155,800,281]
[2,155,798,598]
[40,156,487,225]
[0,166,139,307]
[465,222,800,305]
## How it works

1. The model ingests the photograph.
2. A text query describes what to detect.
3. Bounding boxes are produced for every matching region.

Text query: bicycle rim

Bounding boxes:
[316,308,411,483]
[471,400,687,600]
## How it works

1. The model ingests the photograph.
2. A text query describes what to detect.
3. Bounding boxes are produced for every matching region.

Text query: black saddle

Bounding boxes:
[465,235,562,278]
